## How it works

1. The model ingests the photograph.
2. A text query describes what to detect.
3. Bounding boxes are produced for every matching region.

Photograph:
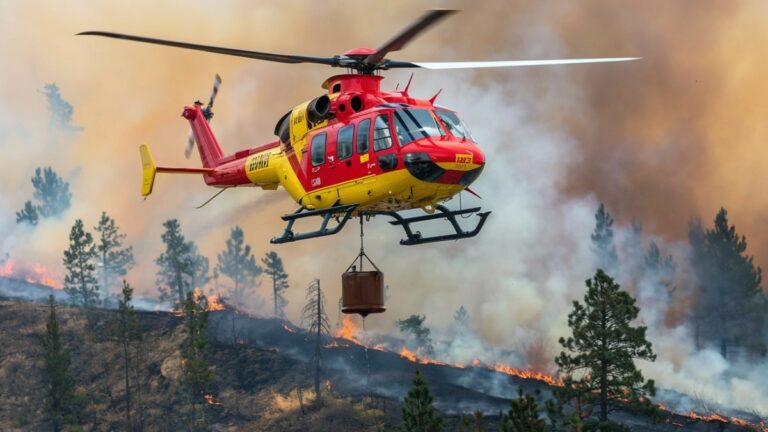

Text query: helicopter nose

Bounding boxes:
[403,145,485,186]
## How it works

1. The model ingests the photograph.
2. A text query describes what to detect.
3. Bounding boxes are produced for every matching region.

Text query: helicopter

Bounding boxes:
[80,9,638,246]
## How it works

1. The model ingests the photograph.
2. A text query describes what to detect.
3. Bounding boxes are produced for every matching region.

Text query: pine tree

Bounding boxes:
[556,270,656,423]
[181,289,212,428]
[688,208,764,358]
[41,83,81,130]
[15,200,39,225]
[454,306,469,329]
[32,167,72,218]
[94,212,135,303]
[16,167,71,224]
[397,314,434,354]
[398,369,443,432]
[216,226,262,307]
[591,203,618,274]
[262,251,289,317]
[301,279,331,397]
[156,219,199,306]
[42,295,83,431]
[63,219,99,307]
[499,388,546,432]
[117,280,140,430]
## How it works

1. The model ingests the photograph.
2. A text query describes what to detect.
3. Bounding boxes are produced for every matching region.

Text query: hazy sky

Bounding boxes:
[1,0,767,343]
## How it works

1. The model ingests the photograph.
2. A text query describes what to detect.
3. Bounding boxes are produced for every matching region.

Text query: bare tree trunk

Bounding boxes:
[122,326,132,430]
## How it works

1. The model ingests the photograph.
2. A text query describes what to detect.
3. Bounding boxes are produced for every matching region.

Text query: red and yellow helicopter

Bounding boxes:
[80,10,637,246]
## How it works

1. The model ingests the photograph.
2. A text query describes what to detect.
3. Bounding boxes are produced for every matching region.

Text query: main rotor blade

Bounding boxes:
[389,57,641,69]
[365,9,457,65]
[77,31,338,66]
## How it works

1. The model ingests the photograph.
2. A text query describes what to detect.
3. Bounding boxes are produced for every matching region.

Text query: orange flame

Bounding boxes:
[204,394,221,406]
[0,260,62,289]
[335,315,364,346]
[206,294,225,312]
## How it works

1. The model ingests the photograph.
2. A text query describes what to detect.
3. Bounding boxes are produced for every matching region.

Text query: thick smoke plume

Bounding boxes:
[1,0,767,418]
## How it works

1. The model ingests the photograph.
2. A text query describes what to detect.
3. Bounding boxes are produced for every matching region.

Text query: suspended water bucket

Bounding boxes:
[341,270,385,317]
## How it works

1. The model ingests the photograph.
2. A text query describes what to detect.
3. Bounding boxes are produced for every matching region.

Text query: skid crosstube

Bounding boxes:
[270,204,358,244]
[270,204,490,245]
[377,205,491,245]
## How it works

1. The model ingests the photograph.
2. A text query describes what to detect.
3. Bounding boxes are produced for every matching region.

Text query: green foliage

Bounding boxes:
[63,219,99,307]
[94,212,135,302]
[42,295,84,430]
[156,219,209,306]
[398,370,443,432]
[15,200,39,225]
[499,388,546,432]
[16,167,71,225]
[180,290,212,426]
[556,270,656,423]
[688,208,765,357]
[262,251,289,317]
[396,314,434,354]
[591,204,618,273]
[216,226,262,307]
[453,305,469,329]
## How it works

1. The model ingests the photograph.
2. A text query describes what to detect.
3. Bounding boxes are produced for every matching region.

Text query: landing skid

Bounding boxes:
[270,204,358,244]
[271,203,490,246]
[376,205,491,246]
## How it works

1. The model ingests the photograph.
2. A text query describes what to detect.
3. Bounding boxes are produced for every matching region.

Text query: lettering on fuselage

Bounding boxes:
[455,153,473,170]
[248,153,270,172]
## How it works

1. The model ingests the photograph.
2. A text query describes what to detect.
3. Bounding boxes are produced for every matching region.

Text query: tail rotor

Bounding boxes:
[185,74,222,158]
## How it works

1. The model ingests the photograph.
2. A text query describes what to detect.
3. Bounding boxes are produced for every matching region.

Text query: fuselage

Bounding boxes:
[184,74,485,213]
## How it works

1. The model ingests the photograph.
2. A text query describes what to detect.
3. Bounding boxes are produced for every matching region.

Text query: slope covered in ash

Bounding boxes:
[0,298,760,431]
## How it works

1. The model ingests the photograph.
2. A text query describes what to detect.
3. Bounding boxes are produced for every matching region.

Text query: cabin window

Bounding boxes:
[356,118,371,154]
[373,114,393,151]
[337,125,354,160]
[332,83,341,93]
[311,133,326,166]
[435,109,473,140]
[393,108,443,146]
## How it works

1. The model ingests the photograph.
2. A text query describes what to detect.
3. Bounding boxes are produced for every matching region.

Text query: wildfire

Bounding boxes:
[398,347,452,367]
[491,363,564,387]
[207,294,226,312]
[324,379,332,392]
[0,260,62,289]
[204,394,222,406]
[282,323,297,333]
[335,315,364,346]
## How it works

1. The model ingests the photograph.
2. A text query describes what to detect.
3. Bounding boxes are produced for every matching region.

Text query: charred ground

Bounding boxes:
[0,297,759,431]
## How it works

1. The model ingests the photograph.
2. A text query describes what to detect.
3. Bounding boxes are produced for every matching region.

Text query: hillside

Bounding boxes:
[0,298,761,431]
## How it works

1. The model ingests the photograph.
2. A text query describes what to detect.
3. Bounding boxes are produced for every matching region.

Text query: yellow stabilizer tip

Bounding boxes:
[139,144,157,197]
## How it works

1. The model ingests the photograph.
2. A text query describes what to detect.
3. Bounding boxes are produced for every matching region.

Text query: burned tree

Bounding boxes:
[117,280,141,430]
[556,270,656,424]
[398,369,443,432]
[156,219,208,306]
[63,219,99,307]
[591,203,618,274]
[262,251,289,317]
[216,226,262,307]
[397,314,434,354]
[688,208,764,358]
[42,295,84,431]
[180,289,212,428]
[301,279,331,397]
[94,212,134,303]
[16,167,71,225]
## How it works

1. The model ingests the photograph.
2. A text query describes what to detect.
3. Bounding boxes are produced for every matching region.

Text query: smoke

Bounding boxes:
[1,0,767,419]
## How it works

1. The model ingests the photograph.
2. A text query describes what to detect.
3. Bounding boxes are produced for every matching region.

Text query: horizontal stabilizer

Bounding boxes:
[139,144,215,197]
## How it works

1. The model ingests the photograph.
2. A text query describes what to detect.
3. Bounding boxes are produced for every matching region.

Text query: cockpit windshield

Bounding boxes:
[392,108,443,146]
[435,109,473,140]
